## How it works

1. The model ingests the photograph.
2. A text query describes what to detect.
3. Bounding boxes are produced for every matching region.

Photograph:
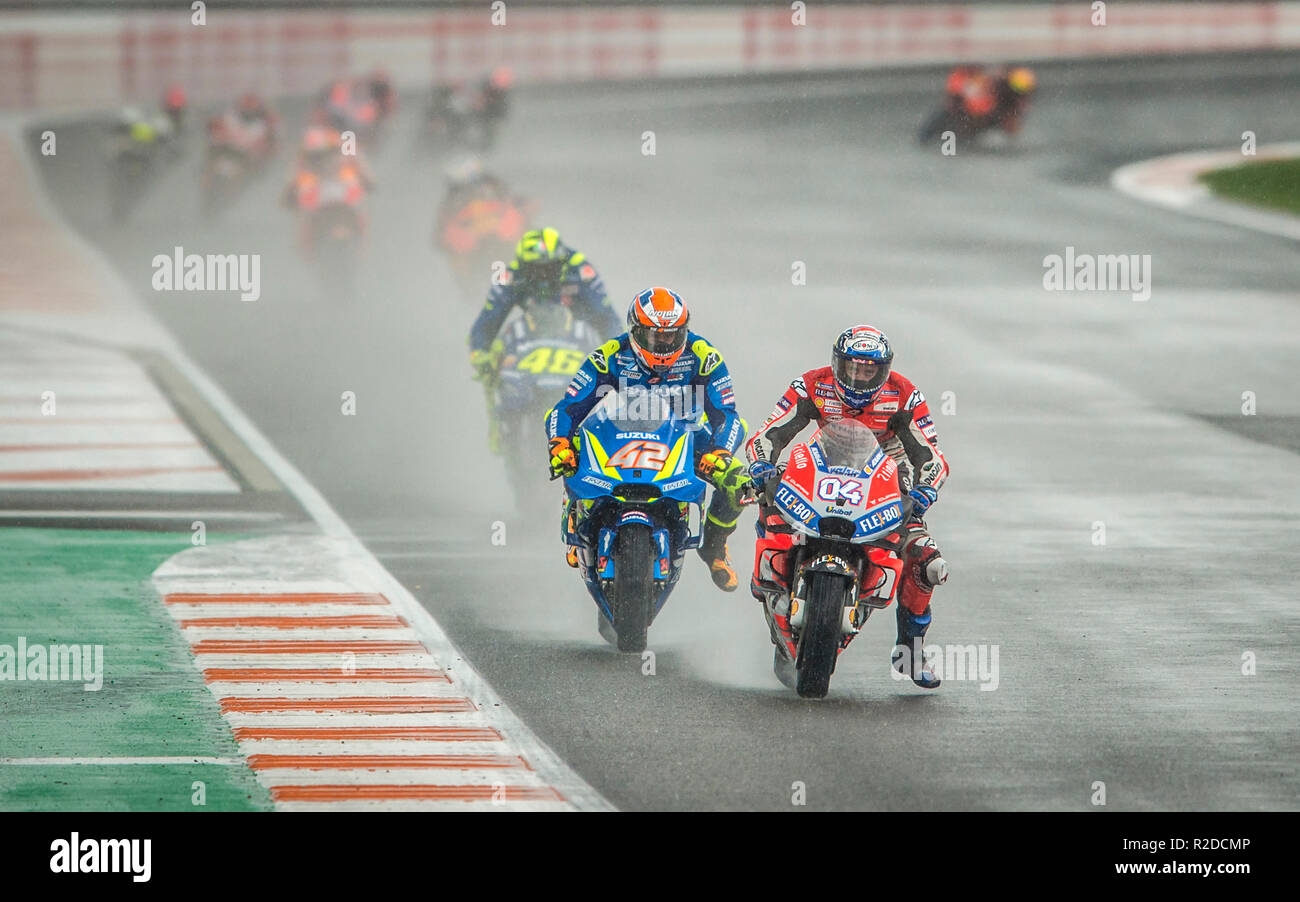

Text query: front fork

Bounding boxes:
[763,545,903,661]
[564,501,674,588]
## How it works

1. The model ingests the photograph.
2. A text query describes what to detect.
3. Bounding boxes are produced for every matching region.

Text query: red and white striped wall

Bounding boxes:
[3,3,1300,111]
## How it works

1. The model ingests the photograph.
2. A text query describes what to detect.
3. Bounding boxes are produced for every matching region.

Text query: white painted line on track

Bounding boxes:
[0,757,242,766]
[235,742,514,757]
[207,683,464,698]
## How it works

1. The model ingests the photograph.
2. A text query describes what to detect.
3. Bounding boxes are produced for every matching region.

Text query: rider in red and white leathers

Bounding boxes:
[744,325,950,687]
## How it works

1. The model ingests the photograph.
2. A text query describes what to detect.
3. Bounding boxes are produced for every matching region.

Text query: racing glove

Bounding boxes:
[908,485,939,518]
[470,339,504,383]
[747,460,780,491]
[697,450,750,508]
[549,437,578,479]
[469,349,496,382]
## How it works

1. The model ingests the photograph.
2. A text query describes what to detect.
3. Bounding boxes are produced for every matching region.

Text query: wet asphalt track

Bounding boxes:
[31,54,1300,810]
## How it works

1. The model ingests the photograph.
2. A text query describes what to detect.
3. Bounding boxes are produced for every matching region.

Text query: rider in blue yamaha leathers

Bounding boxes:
[545,287,750,591]
[468,227,620,375]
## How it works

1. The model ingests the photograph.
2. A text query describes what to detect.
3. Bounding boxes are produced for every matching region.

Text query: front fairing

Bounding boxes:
[564,390,708,505]
[775,429,904,543]
[496,330,588,412]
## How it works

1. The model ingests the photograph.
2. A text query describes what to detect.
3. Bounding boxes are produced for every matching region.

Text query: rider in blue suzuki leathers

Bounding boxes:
[545,287,749,591]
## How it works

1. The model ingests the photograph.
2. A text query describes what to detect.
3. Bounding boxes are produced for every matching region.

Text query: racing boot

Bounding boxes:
[697,518,738,592]
[561,500,580,569]
[891,604,941,689]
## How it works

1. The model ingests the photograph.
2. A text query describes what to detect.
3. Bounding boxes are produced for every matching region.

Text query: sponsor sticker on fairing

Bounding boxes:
[776,486,816,523]
[855,502,901,535]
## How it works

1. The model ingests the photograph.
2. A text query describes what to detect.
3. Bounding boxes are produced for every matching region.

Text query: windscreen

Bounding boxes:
[810,418,881,472]
[582,385,701,434]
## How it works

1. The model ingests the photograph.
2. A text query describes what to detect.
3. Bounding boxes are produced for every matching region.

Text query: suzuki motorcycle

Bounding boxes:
[560,385,709,653]
[751,419,911,698]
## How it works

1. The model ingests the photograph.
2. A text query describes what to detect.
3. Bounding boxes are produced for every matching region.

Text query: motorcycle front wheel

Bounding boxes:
[612,523,653,654]
[794,571,847,698]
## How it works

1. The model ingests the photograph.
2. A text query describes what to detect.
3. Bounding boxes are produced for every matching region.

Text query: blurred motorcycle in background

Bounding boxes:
[201,95,279,218]
[436,157,532,301]
[918,64,1037,146]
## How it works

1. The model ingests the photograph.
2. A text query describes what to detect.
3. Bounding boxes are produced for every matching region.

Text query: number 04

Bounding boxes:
[816,477,863,505]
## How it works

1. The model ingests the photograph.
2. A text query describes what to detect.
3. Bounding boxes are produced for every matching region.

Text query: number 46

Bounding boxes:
[517,347,584,375]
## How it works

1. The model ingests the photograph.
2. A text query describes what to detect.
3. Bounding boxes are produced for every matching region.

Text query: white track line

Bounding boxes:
[0,757,241,766]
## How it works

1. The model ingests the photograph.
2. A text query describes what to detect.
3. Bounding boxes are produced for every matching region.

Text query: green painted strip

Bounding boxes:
[0,528,271,811]
[1199,157,1300,217]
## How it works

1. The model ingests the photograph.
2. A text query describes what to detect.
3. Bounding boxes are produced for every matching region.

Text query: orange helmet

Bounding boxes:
[627,287,689,374]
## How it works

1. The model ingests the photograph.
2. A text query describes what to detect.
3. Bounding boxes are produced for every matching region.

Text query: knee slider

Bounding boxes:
[915,549,948,589]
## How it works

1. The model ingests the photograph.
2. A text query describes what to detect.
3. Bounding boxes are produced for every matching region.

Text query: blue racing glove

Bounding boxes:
[748,460,781,493]
[908,485,938,518]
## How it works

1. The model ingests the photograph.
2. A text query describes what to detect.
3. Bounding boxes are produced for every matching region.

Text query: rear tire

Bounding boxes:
[612,523,653,653]
[795,572,847,698]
